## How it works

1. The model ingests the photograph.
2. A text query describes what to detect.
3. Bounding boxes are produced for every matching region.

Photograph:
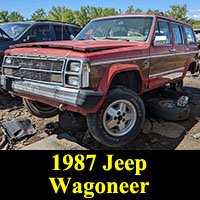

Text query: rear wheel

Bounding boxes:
[23,98,60,118]
[86,86,145,147]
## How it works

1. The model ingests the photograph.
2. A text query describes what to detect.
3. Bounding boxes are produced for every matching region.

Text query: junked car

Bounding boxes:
[0,14,199,147]
[0,20,82,67]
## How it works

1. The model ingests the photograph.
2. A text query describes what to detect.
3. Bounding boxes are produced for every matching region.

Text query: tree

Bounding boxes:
[62,8,76,23]
[31,8,47,20]
[126,6,143,14]
[126,5,134,14]
[165,4,188,21]
[8,11,24,22]
[0,10,9,23]
[73,6,119,27]
[48,6,76,23]
[73,6,91,27]
[134,8,143,13]
[48,6,66,21]
[101,7,119,16]
[146,9,161,14]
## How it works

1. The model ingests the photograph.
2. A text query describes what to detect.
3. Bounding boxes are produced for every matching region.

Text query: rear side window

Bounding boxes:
[155,21,172,44]
[71,27,82,36]
[172,24,185,45]
[184,26,196,45]
[54,25,70,40]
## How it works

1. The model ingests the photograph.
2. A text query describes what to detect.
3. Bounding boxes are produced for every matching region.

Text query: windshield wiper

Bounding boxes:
[77,36,96,41]
[103,37,129,42]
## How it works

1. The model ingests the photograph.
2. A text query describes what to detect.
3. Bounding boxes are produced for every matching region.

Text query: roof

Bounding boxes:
[92,13,191,26]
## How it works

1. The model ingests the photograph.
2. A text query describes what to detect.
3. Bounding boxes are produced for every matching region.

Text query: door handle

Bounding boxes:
[169,48,176,52]
[184,48,190,51]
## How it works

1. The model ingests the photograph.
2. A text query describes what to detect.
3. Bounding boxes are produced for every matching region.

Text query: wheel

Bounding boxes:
[86,86,145,147]
[148,98,191,121]
[59,111,87,132]
[170,80,183,91]
[23,98,60,118]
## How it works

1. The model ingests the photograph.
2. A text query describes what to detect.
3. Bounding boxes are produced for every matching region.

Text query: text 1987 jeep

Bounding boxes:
[1,14,199,147]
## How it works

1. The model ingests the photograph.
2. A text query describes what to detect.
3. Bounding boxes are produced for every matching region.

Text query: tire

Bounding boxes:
[59,111,87,132]
[148,98,191,122]
[86,86,145,147]
[23,98,60,118]
[162,87,188,99]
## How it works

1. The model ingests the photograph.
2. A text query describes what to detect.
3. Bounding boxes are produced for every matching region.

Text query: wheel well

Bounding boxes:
[188,62,197,74]
[111,70,142,93]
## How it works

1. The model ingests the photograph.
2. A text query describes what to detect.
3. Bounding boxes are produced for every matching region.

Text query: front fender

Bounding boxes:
[81,63,144,114]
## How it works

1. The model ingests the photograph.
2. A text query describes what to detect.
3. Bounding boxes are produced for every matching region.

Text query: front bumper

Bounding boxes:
[0,75,103,109]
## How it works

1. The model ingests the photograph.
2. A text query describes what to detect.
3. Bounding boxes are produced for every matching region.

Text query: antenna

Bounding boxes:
[61,11,64,41]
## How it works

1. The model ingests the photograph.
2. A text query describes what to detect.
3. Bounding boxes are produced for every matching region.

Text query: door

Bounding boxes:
[149,20,176,88]
[171,23,187,79]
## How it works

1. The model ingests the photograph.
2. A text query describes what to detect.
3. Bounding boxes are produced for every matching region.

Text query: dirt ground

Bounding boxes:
[1,73,200,150]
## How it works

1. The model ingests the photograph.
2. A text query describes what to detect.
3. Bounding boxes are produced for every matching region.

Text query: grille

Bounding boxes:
[3,56,64,84]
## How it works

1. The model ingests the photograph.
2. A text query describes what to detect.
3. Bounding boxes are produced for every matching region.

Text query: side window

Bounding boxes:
[27,25,51,42]
[154,21,172,45]
[172,24,185,45]
[54,25,70,40]
[71,27,82,36]
[184,26,196,45]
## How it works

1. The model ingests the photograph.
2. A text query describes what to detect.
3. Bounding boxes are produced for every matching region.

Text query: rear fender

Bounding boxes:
[183,57,197,77]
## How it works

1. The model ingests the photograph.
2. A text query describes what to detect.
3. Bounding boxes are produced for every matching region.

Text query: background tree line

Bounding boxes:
[0,4,200,28]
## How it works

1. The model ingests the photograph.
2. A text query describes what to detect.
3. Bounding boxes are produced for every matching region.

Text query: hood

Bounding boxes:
[0,28,12,40]
[10,40,138,53]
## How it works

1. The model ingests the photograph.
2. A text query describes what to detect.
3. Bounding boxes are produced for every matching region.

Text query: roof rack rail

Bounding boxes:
[35,19,81,27]
[154,11,164,16]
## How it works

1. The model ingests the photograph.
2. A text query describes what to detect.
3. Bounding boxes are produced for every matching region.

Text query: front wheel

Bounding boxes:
[23,98,60,118]
[86,86,145,147]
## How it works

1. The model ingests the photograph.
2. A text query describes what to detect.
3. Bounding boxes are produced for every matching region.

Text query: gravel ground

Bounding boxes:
[0,74,200,150]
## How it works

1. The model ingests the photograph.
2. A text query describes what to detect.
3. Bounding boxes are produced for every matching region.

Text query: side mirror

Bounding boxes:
[70,34,75,40]
[23,35,37,43]
[153,35,167,46]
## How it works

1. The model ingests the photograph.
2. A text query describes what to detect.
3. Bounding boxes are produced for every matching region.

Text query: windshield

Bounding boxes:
[75,16,153,42]
[0,23,30,39]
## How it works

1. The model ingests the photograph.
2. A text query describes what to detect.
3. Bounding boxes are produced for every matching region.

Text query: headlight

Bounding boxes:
[66,60,90,88]
[68,76,79,86]
[70,62,81,72]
